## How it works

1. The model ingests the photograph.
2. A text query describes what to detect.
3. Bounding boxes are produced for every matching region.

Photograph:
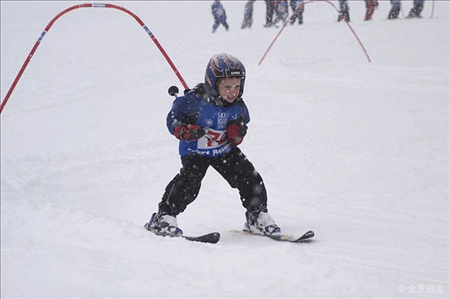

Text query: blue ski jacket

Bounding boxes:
[212,2,227,21]
[167,85,250,158]
[390,0,401,9]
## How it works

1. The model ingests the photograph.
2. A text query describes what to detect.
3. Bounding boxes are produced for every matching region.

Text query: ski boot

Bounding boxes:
[408,3,423,18]
[145,212,183,237]
[244,210,281,236]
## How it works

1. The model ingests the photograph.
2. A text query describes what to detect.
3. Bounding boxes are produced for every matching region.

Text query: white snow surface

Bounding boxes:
[1,1,449,298]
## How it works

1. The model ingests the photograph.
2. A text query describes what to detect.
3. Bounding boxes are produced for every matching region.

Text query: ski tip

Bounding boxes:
[209,232,221,244]
[183,232,220,244]
[294,230,314,242]
[304,230,314,238]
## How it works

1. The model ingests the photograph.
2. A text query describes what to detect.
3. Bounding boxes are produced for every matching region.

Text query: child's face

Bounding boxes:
[217,77,241,103]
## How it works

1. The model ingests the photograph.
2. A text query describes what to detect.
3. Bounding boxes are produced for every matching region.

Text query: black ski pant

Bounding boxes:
[264,0,275,26]
[409,0,424,18]
[158,148,268,216]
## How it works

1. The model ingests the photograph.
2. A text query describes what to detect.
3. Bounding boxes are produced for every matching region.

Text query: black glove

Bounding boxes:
[174,124,206,141]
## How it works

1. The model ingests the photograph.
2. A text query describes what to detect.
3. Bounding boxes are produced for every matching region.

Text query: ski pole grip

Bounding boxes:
[168,85,179,98]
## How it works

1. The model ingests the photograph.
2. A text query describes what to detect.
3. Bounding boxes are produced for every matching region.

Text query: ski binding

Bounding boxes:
[144,220,220,244]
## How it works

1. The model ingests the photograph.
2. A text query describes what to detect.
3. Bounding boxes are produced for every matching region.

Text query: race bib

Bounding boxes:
[197,128,227,150]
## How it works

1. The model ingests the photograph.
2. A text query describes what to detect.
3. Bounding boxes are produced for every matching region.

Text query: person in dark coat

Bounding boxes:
[264,0,275,27]
[408,0,424,18]
[337,0,350,22]
[388,0,401,19]
[242,0,256,29]
[290,0,305,25]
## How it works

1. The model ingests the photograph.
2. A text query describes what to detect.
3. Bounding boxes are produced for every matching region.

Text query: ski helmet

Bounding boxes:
[205,53,246,100]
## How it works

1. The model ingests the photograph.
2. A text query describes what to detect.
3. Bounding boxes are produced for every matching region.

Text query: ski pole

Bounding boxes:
[1,3,189,114]
[431,0,435,18]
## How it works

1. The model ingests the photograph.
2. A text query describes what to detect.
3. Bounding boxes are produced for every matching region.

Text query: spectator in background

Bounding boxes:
[388,0,401,19]
[364,0,378,21]
[408,0,424,18]
[241,0,256,29]
[273,0,289,26]
[290,0,305,25]
[211,0,229,33]
[337,0,350,22]
[264,0,275,27]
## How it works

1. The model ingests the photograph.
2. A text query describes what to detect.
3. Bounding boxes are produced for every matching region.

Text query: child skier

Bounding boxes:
[388,0,401,19]
[364,0,378,21]
[264,0,275,27]
[145,53,281,237]
[273,0,289,26]
[290,0,305,25]
[337,0,350,22]
[407,0,424,18]
[241,0,256,29]
[211,0,229,33]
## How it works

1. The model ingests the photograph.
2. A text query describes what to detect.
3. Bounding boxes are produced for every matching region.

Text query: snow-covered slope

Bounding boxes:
[1,1,448,298]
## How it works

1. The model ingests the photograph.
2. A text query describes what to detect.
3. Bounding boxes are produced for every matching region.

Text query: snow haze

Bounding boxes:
[1,1,449,298]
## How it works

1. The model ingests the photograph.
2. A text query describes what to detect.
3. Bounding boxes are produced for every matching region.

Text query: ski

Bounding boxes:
[268,230,314,243]
[182,232,220,243]
[231,229,314,243]
[144,213,220,244]
[146,229,220,244]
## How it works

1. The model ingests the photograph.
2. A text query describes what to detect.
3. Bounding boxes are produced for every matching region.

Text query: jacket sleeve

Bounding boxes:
[242,105,250,132]
[166,95,198,135]
[167,98,186,135]
[236,100,250,127]
[211,4,218,17]
[242,104,250,125]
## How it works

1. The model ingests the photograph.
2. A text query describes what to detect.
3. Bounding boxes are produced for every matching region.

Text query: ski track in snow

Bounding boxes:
[1,1,449,298]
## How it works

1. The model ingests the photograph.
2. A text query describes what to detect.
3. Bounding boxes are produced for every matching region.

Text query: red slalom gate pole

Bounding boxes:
[259,0,314,66]
[0,3,189,114]
[1,3,91,114]
[259,0,372,65]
